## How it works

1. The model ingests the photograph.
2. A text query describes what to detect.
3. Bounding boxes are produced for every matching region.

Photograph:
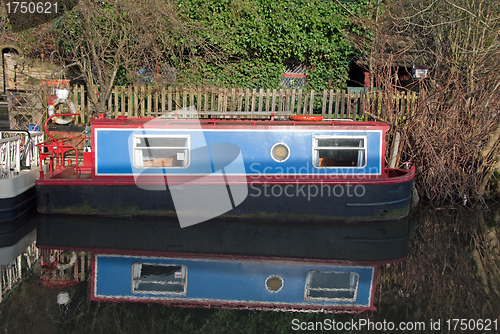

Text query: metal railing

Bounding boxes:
[36,113,89,178]
[0,130,44,177]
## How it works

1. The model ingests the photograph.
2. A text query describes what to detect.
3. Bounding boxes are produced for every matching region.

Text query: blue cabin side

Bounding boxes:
[92,253,377,311]
[93,127,385,177]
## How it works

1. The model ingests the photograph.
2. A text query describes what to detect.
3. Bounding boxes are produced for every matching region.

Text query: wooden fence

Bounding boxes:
[70,85,418,122]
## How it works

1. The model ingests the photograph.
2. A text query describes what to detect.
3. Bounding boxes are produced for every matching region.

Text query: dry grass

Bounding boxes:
[372,56,500,204]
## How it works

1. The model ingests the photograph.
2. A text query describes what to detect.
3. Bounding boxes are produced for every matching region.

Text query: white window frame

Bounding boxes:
[312,135,367,169]
[304,270,359,302]
[131,262,187,295]
[133,134,190,169]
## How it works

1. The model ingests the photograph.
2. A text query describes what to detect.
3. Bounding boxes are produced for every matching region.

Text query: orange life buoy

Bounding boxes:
[290,115,323,122]
[47,94,76,125]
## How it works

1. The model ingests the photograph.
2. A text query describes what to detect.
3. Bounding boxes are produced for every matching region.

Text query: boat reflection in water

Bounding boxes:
[36,214,409,312]
[0,209,38,301]
[0,209,36,259]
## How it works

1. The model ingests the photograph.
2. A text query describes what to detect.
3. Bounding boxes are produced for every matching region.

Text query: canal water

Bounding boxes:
[0,206,499,333]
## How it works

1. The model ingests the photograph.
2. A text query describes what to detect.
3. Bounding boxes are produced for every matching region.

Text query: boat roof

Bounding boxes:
[91,116,390,131]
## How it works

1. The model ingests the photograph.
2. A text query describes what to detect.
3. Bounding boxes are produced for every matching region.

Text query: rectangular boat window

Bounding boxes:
[132,263,187,295]
[313,136,366,168]
[133,135,189,168]
[304,271,359,301]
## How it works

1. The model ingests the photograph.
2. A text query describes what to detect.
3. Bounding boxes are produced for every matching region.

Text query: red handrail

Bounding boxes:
[38,113,83,176]
[44,113,80,143]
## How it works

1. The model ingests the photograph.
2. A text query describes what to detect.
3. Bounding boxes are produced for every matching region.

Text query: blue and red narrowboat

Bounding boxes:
[35,113,415,227]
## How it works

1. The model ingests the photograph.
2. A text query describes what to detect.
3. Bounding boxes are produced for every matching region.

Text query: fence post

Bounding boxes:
[322,89,327,117]
[278,89,284,112]
[347,91,352,119]
[189,89,195,110]
[154,88,159,116]
[211,87,217,112]
[79,85,86,123]
[167,86,172,112]
[197,87,202,112]
[359,90,365,119]
[327,89,333,118]
[353,90,359,120]
[269,89,276,112]
[139,86,145,117]
[116,86,121,117]
[250,88,256,112]
[181,88,187,109]
[107,88,111,112]
[308,90,314,115]
[229,88,235,111]
[288,89,294,113]
[161,87,166,114]
[203,88,209,112]
[302,93,308,115]
[133,86,138,117]
[258,89,264,112]
[297,89,303,115]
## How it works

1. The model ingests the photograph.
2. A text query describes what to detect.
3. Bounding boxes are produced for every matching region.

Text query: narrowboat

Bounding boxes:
[0,130,44,222]
[35,112,415,227]
[91,250,379,312]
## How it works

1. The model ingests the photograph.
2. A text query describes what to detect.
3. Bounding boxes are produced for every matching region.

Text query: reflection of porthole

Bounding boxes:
[265,275,284,292]
[271,143,290,162]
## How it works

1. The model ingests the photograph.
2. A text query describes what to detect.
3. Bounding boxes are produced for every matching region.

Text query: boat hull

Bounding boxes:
[36,176,413,222]
[0,168,38,223]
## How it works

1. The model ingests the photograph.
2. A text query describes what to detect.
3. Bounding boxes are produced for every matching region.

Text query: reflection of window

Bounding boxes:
[133,135,189,168]
[132,263,187,295]
[305,271,359,301]
[313,136,366,168]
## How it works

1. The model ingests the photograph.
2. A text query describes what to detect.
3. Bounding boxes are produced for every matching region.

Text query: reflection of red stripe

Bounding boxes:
[281,73,307,78]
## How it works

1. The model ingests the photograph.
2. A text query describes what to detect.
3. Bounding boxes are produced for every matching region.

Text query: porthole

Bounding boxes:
[270,143,290,162]
[265,275,284,292]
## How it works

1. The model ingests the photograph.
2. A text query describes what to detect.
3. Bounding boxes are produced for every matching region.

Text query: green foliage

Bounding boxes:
[182,59,285,88]
[177,0,373,89]
[52,0,374,91]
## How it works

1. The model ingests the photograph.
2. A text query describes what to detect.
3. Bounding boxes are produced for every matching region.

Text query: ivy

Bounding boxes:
[177,0,374,89]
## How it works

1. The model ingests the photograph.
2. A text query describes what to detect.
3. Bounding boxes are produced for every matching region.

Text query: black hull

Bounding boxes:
[36,214,408,262]
[36,180,413,223]
[0,186,36,223]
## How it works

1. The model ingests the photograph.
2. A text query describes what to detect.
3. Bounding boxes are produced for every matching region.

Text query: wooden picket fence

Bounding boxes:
[70,85,418,122]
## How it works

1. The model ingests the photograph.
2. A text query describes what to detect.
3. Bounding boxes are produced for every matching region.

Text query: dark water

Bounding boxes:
[1,206,499,333]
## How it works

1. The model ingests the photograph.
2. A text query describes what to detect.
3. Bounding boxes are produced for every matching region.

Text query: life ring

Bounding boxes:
[47,94,76,125]
[290,115,323,122]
